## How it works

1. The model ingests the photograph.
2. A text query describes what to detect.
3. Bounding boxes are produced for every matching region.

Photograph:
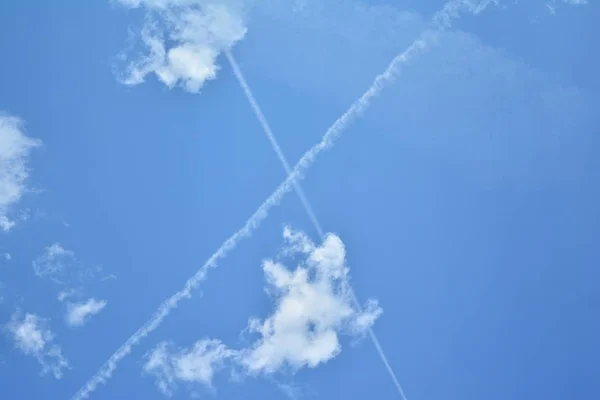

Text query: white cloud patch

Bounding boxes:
[240,229,381,374]
[32,243,75,282]
[144,340,235,397]
[143,228,382,395]
[0,114,41,232]
[65,298,107,327]
[6,312,69,379]
[116,0,248,93]
[2,252,10,261]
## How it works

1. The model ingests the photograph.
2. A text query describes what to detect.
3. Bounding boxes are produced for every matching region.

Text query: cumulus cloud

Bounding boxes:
[32,243,75,282]
[6,312,69,378]
[0,114,41,232]
[143,228,382,395]
[116,0,248,93]
[240,229,381,374]
[65,298,107,327]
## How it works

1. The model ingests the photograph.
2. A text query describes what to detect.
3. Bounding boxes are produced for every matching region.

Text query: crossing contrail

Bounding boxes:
[226,49,410,397]
[225,50,325,239]
[70,1,495,398]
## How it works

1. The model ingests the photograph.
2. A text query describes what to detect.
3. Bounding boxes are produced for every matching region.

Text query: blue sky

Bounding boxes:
[0,0,598,399]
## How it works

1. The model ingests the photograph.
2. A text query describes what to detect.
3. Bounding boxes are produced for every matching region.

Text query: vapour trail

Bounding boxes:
[226,49,411,397]
[70,1,495,398]
[225,50,325,239]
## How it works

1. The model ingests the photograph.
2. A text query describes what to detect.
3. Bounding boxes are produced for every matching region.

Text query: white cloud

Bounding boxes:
[143,228,382,395]
[32,243,75,281]
[2,252,10,261]
[6,312,69,379]
[0,114,41,232]
[116,0,247,93]
[144,340,236,397]
[240,229,381,374]
[65,298,107,327]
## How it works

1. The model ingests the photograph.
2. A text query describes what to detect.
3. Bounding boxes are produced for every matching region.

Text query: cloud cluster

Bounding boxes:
[117,0,248,93]
[0,114,41,232]
[143,228,382,396]
[6,312,69,379]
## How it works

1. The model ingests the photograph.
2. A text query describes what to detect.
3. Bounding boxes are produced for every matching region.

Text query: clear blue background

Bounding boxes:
[0,1,598,399]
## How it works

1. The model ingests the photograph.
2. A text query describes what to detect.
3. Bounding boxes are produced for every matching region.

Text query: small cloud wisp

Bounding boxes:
[66,298,108,327]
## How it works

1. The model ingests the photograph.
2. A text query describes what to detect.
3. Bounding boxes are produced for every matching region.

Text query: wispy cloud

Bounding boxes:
[561,0,587,5]
[65,298,107,327]
[144,339,235,397]
[6,312,69,379]
[546,0,588,15]
[58,288,77,302]
[32,243,75,282]
[116,0,247,93]
[101,273,118,282]
[0,114,41,232]
[33,243,107,289]
[275,381,311,400]
[72,1,495,398]
[143,229,381,396]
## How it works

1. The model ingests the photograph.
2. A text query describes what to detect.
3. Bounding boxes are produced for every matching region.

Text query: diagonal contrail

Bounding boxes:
[70,1,495,398]
[225,49,409,397]
[225,50,325,240]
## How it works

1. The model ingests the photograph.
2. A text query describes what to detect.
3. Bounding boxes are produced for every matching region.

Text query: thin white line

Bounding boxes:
[225,50,325,239]
[70,1,495,398]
